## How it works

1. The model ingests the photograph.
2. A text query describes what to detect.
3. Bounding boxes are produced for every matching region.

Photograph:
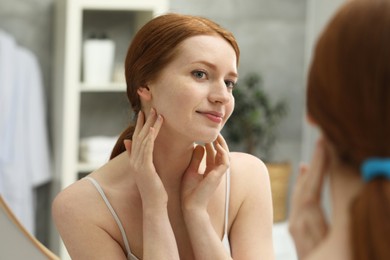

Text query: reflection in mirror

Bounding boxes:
[0,196,59,260]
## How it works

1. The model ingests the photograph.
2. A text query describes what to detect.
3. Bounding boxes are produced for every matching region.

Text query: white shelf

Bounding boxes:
[78,0,168,12]
[80,82,126,92]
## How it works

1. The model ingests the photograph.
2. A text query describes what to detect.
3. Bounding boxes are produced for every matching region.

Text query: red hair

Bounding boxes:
[110,13,240,159]
[307,0,390,259]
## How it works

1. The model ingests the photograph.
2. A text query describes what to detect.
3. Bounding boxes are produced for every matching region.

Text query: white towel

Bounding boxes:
[80,136,118,164]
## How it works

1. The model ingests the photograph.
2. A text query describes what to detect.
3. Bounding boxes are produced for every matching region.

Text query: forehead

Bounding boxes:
[172,35,237,70]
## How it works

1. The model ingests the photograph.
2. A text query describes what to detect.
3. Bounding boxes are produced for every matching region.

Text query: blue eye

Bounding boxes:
[192,70,207,79]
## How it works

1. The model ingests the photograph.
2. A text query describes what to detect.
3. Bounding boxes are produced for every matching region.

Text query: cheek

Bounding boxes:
[154,89,193,116]
[170,90,195,113]
[220,99,234,130]
[225,97,235,121]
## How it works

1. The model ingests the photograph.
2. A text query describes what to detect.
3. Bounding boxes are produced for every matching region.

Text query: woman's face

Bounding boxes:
[147,35,238,143]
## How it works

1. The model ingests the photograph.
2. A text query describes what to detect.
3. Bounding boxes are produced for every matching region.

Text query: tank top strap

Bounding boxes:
[84,177,133,257]
[224,168,231,235]
[85,172,231,258]
[221,168,232,255]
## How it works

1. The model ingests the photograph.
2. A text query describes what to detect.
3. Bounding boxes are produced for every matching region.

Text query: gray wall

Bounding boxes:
[0,0,306,246]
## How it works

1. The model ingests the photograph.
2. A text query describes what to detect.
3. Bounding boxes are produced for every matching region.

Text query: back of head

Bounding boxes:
[307,0,390,259]
[110,13,240,158]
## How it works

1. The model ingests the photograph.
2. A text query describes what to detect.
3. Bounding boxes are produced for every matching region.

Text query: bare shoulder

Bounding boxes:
[51,174,130,258]
[228,152,271,207]
[227,152,274,257]
[229,152,269,183]
[52,178,100,226]
[228,152,272,211]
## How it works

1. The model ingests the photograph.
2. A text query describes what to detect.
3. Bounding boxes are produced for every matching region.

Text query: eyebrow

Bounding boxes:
[191,60,238,78]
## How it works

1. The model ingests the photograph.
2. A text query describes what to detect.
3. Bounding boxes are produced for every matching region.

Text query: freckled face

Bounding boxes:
[147,35,238,143]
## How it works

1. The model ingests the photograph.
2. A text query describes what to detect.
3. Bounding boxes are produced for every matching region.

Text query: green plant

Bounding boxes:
[224,72,288,161]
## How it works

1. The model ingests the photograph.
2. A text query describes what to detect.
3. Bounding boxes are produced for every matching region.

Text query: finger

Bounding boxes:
[181,146,205,197]
[213,135,230,165]
[132,127,157,183]
[138,108,157,140]
[290,163,309,214]
[187,145,205,174]
[124,139,132,155]
[204,140,229,179]
[131,111,146,154]
[216,134,229,152]
[294,163,309,190]
[151,114,164,141]
[213,141,229,167]
[205,142,215,167]
[299,162,309,175]
[133,111,144,139]
[307,137,328,197]
[139,114,163,164]
[141,127,156,166]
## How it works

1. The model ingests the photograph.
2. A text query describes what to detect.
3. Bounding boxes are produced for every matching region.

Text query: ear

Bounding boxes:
[137,86,152,101]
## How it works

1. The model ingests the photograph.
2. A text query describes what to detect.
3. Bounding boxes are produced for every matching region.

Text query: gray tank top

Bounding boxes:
[85,169,231,259]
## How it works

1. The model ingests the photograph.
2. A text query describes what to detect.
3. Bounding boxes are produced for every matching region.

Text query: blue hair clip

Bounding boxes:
[361,158,390,182]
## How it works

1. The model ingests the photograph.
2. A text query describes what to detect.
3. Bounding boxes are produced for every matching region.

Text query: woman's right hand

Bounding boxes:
[288,137,329,259]
[124,109,180,259]
[123,109,166,208]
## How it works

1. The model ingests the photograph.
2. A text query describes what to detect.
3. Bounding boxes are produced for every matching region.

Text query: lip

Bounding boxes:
[196,110,224,123]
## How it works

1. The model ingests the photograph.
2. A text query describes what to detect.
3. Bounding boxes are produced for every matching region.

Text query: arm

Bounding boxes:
[141,205,179,259]
[124,109,180,260]
[52,185,129,259]
[288,137,328,259]
[181,135,232,259]
[228,153,274,259]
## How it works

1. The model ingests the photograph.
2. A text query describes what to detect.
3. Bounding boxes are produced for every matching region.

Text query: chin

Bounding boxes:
[195,132,219,144]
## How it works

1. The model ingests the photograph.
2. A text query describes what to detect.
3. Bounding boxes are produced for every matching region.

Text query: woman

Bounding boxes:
[52,13,274,259]
[289,0,390,259]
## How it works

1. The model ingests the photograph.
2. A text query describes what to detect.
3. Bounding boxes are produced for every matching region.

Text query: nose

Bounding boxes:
[208,80,231,104]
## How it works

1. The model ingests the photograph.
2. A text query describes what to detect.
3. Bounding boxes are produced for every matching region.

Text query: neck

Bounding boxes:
[152,134,197,191]
[329,165,363,223]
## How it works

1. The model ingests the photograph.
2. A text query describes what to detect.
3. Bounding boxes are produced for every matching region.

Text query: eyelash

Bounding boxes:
[225,80,237,89]
[192,70,207,79]
[191,70,237,89]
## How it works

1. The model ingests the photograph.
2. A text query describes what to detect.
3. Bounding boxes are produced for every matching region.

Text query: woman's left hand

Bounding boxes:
[180,134,233,259]
[181,134,230,211]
